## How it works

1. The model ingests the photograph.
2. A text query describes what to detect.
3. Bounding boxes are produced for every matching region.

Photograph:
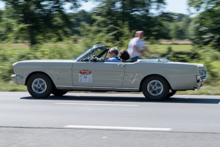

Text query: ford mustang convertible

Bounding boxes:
[11,45,207,100]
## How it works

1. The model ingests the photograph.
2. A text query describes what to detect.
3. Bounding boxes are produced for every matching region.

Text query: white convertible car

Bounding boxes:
[11,45,207,100]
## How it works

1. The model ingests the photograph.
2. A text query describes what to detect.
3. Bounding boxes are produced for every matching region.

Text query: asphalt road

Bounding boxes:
[0,92,220,147]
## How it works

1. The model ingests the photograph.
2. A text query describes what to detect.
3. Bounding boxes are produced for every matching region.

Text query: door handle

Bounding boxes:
[118,64,125,68]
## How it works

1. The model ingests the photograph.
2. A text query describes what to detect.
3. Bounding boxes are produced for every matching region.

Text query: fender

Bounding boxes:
[139,71,173,89]
[25,70,54,85]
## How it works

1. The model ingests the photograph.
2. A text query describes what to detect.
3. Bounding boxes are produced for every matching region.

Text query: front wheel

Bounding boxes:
[142,76,169,101]
[27,73,53,98]
[52,89,68,96]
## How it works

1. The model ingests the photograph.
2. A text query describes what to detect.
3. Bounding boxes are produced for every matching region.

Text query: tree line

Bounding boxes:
[0,0,219,51]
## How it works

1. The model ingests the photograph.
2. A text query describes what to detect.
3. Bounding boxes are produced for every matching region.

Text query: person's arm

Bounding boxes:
[143,46,152,55]
[134,45,149,58]
[143,46,157,57]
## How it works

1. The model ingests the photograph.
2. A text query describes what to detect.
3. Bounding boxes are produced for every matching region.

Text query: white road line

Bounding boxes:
[55,103,138,107]
[64,125,172,131]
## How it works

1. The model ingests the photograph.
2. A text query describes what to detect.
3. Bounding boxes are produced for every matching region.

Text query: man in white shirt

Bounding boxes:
[128,31,154,61]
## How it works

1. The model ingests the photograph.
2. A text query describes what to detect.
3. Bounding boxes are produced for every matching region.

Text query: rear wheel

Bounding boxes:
[27,73,53,98]
[52,89,68,96]
[142,76,169,101]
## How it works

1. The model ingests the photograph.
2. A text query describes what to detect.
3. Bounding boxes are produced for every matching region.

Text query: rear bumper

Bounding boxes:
[11,74,23,85]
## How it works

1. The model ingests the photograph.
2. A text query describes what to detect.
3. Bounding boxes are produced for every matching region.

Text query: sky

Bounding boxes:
[0,0,189,14]
[78,0,189,14]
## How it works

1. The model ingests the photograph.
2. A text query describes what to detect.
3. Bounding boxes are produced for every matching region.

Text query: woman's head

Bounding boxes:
[119,49,130,61]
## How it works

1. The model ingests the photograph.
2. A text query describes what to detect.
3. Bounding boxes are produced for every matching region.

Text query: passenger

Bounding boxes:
[105,47,121,62]
[119,49,130,62]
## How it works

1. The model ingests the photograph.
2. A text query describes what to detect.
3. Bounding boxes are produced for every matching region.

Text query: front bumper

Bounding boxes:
[194,75,207,90]
[11,74,23,85]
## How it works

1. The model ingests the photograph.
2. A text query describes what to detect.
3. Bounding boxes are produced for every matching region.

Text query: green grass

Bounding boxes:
[0,43,29,51]
[148,45,193,55]
[177,86,220,95]
[0,81,27,91]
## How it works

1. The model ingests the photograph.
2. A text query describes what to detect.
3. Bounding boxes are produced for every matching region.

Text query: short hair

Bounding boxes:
[109,47,118,55]
[135,31,144,37]
[119,49,130,61]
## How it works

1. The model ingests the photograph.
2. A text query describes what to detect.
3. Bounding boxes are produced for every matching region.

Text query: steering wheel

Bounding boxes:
[90,55,102,62]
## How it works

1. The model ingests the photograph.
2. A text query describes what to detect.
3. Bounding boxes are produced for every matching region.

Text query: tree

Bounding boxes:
[170,23,185,39]
[188,0,220,50]
[193,9,220,50]
[92,0,169,40]
[1,0,86,46]
[188,0,220,11]
[69,10,94,35]
[181,15,192,38]
[163,14,192,40]
[0,8,28,42]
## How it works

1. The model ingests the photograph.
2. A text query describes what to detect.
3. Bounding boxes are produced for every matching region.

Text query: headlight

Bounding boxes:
[199,70,204,76]
[196,75,201,83]
[198,67,207,77]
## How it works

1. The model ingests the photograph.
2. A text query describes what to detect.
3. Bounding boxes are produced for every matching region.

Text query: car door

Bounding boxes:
[72,62,125,88]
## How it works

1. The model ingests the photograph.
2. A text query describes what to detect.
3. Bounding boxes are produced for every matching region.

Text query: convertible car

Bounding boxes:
[11,45,207,100]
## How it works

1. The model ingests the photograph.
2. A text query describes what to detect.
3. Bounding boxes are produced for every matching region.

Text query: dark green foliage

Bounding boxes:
[161,47,192,62]
[191,9,220,50]
[188,0,220,50]
[170,24,185,40]
[93,0,170,40]
[1,0,85,46]
[165,14,192,39]
[188,0,220,11]
[69,10,94,35]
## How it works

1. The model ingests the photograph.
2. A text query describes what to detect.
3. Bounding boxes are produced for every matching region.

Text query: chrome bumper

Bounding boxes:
[11,74,23,85]
[194,75,207,90]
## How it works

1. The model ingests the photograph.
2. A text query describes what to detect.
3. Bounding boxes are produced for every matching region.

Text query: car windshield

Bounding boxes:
[74,47,93,61]
[75,47,109,62]
[80,47,108,62]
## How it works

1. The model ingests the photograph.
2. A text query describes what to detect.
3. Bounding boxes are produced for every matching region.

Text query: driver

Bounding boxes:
[105,47,121,62]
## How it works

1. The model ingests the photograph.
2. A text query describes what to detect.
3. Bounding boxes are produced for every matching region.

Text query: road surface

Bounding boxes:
[0,92,220,147]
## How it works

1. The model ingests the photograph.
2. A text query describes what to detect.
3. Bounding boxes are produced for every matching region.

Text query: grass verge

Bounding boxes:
[0,81,27,91]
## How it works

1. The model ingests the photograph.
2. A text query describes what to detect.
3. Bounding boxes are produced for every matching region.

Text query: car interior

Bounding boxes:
[80,47,134,63]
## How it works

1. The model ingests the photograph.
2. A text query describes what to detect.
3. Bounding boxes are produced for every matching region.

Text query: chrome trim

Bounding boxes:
[201,74,208,80]
[131,72,138,84]
[11,74,23,85]
[194,74,207,90]
[198,67,207,80]
[118,64,125,68]
[194,65,207,90]
[31,78,47,94]
[75,45,110,62]
[147,80,164,96]
[56,86,139,92]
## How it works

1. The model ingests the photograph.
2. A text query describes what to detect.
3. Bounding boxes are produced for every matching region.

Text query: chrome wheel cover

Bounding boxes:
[32,78,47,94]
[147,80,164,96]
